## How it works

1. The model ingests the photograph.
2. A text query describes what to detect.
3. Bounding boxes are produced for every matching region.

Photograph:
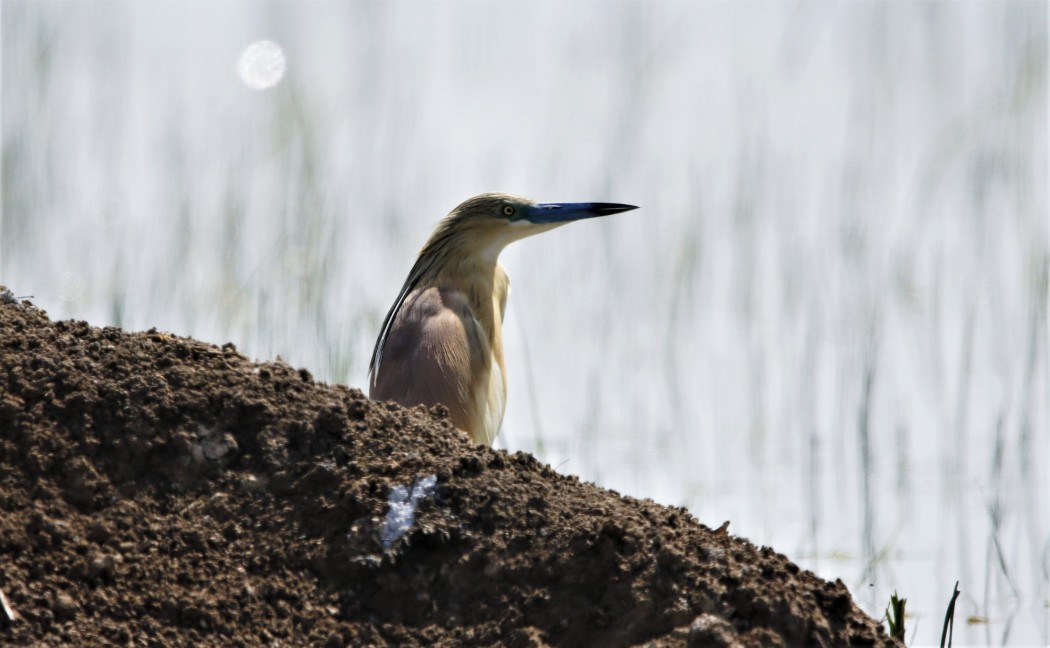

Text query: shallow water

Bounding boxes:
[3,2,1047,645]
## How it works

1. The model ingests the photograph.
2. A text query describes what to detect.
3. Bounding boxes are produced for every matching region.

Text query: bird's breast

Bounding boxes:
[472,352,506,446]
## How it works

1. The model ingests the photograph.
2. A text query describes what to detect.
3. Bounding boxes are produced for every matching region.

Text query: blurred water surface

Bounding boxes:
[3,2,1047,645]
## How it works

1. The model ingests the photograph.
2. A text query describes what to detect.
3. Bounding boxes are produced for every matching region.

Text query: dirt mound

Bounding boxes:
[0,290,897,647]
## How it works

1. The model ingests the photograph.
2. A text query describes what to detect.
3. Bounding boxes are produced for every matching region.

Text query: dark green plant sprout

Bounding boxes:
[884,591,907,642]
[940,581,961,648]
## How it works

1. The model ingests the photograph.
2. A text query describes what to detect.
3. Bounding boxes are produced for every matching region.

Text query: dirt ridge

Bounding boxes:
[0,291,897,646]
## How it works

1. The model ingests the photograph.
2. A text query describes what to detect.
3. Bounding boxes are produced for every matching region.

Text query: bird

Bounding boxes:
[368,192,638,445]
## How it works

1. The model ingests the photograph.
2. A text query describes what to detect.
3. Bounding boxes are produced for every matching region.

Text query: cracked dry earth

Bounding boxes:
[0,291,899,647]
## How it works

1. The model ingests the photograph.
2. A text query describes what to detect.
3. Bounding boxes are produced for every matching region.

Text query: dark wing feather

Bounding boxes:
[368,248,443,388]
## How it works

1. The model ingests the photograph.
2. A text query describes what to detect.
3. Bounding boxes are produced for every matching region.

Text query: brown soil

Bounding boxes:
[0,290,898,647]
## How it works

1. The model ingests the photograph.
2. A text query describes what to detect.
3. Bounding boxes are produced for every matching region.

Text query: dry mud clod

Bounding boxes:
[0,291,898,646]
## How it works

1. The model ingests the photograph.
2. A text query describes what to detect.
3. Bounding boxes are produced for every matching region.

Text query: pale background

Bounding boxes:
[2,2,1047,645]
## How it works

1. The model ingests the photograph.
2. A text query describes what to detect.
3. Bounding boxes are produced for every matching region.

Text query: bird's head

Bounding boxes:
[437,192,638,263]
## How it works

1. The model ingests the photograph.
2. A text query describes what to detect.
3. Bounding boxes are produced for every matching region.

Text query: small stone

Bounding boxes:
[86,522,112,544]
[324,632,344,648]
[87,553,121,582]
[666,597,692,626]
[274,599,291,617]
[237,473,265,493]
[687,613,744,648]
[202,434,237,460]
[506,626,548,648]
[52,593,78,622]
[36,607,54,629]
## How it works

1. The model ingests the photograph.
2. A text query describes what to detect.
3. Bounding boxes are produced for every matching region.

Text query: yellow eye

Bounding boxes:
[502,205,515,217]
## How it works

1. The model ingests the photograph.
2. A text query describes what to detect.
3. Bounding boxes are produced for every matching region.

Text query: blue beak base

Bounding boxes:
[527,202,639,224]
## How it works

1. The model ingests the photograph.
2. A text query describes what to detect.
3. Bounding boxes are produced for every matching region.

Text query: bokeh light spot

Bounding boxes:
[237,40,286,90]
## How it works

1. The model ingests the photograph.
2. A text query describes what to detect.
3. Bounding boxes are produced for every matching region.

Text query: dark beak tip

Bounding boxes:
[597,203,640,215]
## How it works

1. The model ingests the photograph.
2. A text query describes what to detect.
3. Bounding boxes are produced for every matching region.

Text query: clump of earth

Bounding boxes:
[0,289,898,646]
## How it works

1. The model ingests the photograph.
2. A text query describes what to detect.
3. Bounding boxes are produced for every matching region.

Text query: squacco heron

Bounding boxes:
[368,192,638,445]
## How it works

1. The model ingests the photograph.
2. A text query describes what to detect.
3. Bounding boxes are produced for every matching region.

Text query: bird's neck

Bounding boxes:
[432,258,504,318]
[422,226,510,292]
[415,221,515,350]
[433,259,509,365]
[434,256,499,284]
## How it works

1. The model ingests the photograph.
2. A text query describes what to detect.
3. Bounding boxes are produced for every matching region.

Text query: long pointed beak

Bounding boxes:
[527,201,639,224]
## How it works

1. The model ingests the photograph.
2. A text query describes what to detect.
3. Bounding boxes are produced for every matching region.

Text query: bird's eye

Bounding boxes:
[502,205,515,217]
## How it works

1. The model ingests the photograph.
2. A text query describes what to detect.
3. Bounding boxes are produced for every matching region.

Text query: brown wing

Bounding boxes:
[369,286,490,438]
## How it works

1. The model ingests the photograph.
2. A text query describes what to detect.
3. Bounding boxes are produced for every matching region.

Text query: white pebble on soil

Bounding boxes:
[380,475,438,549]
